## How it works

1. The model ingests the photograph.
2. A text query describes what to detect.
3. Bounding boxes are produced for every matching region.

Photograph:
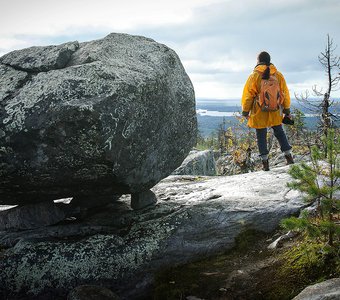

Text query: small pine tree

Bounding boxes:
[282,129,340,247]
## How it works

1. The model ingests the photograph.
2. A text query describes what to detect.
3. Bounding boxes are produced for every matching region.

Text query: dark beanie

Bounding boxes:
[258,51,271,65]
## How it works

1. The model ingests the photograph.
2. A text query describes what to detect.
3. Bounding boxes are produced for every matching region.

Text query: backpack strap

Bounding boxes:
[253,70,263,108]
[254,70,263,92]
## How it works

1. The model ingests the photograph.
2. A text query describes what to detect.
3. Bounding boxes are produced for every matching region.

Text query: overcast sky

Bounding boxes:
[1,0,340,99]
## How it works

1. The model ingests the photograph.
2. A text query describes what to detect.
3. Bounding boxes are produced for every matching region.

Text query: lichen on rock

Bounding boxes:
[0,33,197,205]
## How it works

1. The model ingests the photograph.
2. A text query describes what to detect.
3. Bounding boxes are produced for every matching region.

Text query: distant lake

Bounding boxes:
[196,98,339,137]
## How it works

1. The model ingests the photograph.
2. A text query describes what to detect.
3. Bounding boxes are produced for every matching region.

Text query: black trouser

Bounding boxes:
[256,125,292,159]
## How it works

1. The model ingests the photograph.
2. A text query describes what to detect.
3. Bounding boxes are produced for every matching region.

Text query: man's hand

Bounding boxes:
[242,111,250,120]
[282,114,294,125]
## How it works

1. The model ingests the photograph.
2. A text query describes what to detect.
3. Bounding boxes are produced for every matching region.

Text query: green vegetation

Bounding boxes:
[197,115,260,174]
[279,129,340,295]
[282,129,340,246]
[196,130,220,151]
[280,241,340,286]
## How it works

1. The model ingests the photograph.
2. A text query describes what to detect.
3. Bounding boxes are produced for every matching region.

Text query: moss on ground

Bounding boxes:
[271,240,340,299]
[152,230,340,300]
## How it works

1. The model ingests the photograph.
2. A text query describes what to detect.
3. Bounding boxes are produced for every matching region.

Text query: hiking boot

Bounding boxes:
[285,154,294,165]
[262,159,269,171]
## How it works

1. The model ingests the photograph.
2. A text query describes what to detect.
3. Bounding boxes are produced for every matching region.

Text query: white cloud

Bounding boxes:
[1,0,340,99]
[0,37,33,57]
[0,0,221,36]
[191,73,244,99]
[183,58,248,74]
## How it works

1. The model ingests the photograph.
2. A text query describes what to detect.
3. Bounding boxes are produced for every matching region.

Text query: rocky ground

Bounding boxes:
[1,164,339,300]
[0,166,306,299]
[153,228,302,300]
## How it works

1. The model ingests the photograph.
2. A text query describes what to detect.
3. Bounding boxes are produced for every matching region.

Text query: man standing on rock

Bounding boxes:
[241,51,294,171]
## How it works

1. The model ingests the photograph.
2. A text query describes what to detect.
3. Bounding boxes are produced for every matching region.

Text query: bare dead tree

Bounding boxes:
[318,34,340,137]
[296,34,340,142]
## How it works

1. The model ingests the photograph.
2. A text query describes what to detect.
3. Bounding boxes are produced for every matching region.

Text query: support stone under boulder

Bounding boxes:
[131,190,157,210]
[0,33,197,207]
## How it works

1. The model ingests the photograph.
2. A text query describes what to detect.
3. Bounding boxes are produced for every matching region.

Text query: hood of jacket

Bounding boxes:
[254,63,277,75]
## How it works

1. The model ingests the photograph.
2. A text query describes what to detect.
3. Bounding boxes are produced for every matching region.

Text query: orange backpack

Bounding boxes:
[256,71,284,112]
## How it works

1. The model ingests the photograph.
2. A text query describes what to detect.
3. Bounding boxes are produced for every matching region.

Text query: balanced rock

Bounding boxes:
[0,33,197,205]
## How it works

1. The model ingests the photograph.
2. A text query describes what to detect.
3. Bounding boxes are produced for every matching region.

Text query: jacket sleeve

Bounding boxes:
[278,72,291,114]
[241,73,258,114]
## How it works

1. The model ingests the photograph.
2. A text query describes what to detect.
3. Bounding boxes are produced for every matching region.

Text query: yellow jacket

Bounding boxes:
[241,64,290,129]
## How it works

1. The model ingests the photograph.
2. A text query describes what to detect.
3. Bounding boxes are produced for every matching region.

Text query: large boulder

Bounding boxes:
[0,166,304,300]
[0,33,196,205]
